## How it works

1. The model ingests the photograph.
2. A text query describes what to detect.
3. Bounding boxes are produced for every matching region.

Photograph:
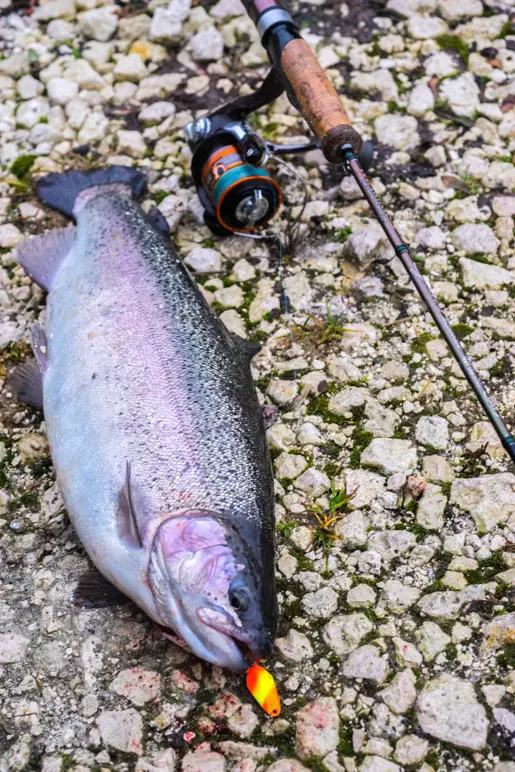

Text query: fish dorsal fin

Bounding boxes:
[74,568,129,608]
[16,225,76,291]
[9,359,43,408]
[117,462,143,548]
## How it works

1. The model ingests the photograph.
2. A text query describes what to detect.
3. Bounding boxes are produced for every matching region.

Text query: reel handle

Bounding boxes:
[280,38,362,163]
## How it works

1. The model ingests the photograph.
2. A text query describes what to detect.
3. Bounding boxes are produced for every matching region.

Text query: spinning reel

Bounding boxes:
[185,71,373,236]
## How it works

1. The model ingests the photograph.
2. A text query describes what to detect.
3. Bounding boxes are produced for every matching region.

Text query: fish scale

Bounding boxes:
[14,167,277,671]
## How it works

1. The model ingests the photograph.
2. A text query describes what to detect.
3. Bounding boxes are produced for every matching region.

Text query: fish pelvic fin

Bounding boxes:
[74,567,130,608]
[36,166,147,218]
[117,462,143,548]
[30,324,49,372]
[9,359,43,408]
[16,225,76,291]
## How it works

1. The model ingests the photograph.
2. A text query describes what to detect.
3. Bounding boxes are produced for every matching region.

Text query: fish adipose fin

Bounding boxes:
[74,568,129,608]
[9,359,43,408]
[146,206,170,237]
[16,225,76,291]
[30,324,49,372]
[117,462,143,548]
[36,166,147,217]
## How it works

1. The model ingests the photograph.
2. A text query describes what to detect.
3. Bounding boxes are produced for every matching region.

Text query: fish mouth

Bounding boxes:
[197,610,266,666]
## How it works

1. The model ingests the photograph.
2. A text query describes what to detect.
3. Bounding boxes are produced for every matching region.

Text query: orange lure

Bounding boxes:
[246,663,281,717]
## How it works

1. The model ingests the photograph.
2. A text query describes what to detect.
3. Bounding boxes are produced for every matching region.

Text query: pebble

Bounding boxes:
[343,644,389,683]
[110,667,161,706]
[379,668,417,714]
[416,621,451,661]
[294,468,330,497]
[394,734,428,765]
[459,257,514,289]
[79,7,118,41]
[188,27,224,62]
[452,224,499,255]
[440,72,479,118]
[302,587,338,619]
[296,698,339,759]
[46,77,79,105]
[374,115,420,151]
[450,473,515,533]
[182,751,226,772]
[276,629,313,663]
[323,613,373,655]
[184,246,222,273]
[416,674,489,750]
[0,633,30,663]
[136,749,176,771]
[361,438,417,474]
[96,709,143,755]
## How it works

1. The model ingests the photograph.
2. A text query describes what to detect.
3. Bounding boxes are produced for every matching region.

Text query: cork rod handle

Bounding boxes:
[280,38,362,163]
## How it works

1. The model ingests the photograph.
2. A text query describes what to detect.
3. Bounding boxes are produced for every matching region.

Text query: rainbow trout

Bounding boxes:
[12,166,277,671]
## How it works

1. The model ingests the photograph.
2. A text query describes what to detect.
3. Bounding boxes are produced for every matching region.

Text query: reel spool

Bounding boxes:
[186,118,282,236]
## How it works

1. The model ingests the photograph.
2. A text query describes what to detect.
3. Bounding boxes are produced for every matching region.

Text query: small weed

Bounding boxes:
[276,520,296,539]
[308,485,355,569]
[411,331,434,355]
[153,189,168,205]
[10,154,37,180]
[436,34,469,63]
[294,303,355,347]
[451,323,474,340]
[334,226,352,242]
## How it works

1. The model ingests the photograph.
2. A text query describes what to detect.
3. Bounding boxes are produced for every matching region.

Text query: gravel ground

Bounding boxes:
[1,0,515,770]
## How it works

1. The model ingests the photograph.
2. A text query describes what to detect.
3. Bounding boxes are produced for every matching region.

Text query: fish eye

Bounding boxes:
[230,589,250,612]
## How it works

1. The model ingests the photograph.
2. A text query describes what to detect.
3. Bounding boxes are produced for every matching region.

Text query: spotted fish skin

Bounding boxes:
[16,170,277,670]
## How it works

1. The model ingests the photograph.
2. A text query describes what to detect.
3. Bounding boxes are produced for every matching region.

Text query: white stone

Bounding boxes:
[267,379,298,406]
[16,97,49,129]
[379,669,417,714]
[96,709,143,755]
[295,468,330,497]
[440,73,480,118]
[416,675,489,750]
[415,225,445,249]
[77,112,109,144]
[459,257,514,289]
[276,629,313,663]
[79,7,118,41]
[438,0,482,19]
[323,613,374,655]
[335,510,370,548]
[188,27,224,62]
[47,19,75,40]
[382,580,422,613]
[446,196,490,223]
[408,82,435,116]
[360,759,400,772]
[450,473,515,533]
[182,751,225,772]
[275,453,307,480]
[117,130,147,158]
[135,749,176,772]
[150,7,183,42]
[347,584,376,608]
[110,668,161,706]
[184,246,222,273]
[17,75,44,100]
[139,101,176,123]
[343,225,389,267]
[394,735,428,765]
[302,587,338,619]
[452,224,499,255]
[346,469,386,509]
[416,415,449,450]
[46,77,79,105]
[343,645,389,684]
[416,621,451,661]
[408,14,448,38]
[361,438,417,474]
[374,115,420,151]
[417,483,447,530]
[296,698,339,760]
[114,54,148,82]
[0,224,23,248]
[210,0,245,19]
[0,633,30,663]
[33,0,76,20]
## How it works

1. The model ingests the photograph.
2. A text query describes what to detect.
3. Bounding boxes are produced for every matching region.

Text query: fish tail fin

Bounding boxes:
[36,166,147,218]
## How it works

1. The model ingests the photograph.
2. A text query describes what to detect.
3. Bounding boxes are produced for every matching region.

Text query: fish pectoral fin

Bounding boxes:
[9,358,43,408]
[74,568,129,608]
[230,333,261,363]
[30,324,49,372]
[117,461,143,548]
[16,225,76,291]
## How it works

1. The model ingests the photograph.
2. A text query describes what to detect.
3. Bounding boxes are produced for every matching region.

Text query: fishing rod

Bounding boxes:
[184,0,515,466]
